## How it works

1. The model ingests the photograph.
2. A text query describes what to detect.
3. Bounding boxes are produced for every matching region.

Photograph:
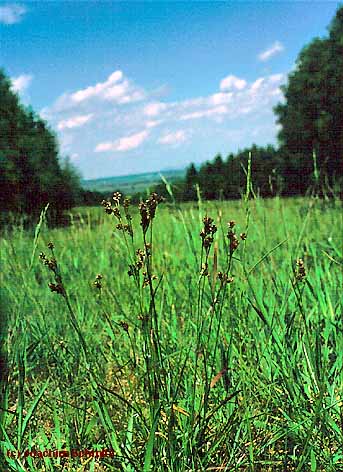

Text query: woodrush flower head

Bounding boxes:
[200,216,217,251]
[112,192,122,206]
[139,193,164,233]
[201,262,209,276]
[48,282,64,295]
[296,258,306,281]
[218,272,234,284]
[227,226,240,254]
[119,320,129,333]
[94,273,103,290]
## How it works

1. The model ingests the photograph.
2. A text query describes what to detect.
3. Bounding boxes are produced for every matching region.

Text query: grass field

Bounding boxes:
[1,194,342,471]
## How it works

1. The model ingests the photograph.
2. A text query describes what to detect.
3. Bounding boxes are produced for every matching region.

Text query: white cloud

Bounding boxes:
[57,114,93,130]
[0,4,26,24]
[144,102,168,117]
[250,78,264,93]
[11,74,33,93]
[220,75,247,91]
[71,70,129,103]
[180,105,228,121]
[269,73,284,83]
[53,70,145,108]
[95,130,149,153]
[258,41,284,62]
[158,130,187,146]
[209,92,233,106]
[41,69,146,121]
[145,120,162,129]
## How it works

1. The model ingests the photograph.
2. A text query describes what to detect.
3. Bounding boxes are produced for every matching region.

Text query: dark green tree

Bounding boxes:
[274,6,343,192]
[0,69,82,223]
[183,163,198,201]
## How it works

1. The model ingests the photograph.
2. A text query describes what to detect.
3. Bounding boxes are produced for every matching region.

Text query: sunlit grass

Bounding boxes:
[1,196,342,471]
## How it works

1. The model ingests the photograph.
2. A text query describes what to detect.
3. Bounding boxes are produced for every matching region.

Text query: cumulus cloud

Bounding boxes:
[95,130,150,153]
[158,130,187,146]
[42,70,146,120]
[0,4,26,24]
[258,41,284,62]
[71,71,123,103]
[11,74,33,93]
[70,70,145,105]
[220,75,247,91]
[57,114,93,130]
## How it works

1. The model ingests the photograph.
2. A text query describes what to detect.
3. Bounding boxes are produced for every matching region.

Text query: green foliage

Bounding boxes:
[0,69,82,224]
[274,5,343,186]
[1,196,342,471]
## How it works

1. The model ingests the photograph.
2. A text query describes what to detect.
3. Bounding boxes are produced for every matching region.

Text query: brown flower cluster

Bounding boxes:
[93,274,103,290]
[101,192,133,236]
[101,194,121,218]
[227,220,245,255]
[200,262,209,277]
[127,248,157,287]
[295,258,306,281]
[139,193,164,234]
[217,272,234,284]
[200,216,217,251]
[39,243,65,296]
[119,320,129,333]
[128,249,146,277]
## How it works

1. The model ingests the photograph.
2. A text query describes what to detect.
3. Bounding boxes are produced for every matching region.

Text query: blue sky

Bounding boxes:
[1,1,340,179]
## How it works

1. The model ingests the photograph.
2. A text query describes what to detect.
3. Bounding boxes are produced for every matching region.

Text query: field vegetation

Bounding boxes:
[1,189,342,471]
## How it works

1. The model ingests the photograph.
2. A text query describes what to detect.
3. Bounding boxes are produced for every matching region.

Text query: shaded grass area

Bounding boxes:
[1,196,342,471]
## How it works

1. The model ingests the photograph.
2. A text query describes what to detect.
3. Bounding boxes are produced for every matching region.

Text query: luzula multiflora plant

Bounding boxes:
[39,242,89,361]
[39,194,248,468]
[102,195,248,462]
[190,216,244,454]
[102,192,165,415]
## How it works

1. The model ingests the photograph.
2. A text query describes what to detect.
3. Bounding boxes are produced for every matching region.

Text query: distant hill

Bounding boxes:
[82,169,186,194]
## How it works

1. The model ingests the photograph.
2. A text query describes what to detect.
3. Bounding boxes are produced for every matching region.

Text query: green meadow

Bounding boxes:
[1,194,342,471]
